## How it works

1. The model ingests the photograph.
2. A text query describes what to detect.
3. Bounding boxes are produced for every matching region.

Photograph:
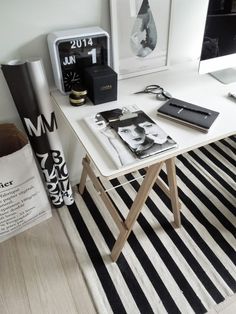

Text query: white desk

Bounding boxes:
[52,61,236,261]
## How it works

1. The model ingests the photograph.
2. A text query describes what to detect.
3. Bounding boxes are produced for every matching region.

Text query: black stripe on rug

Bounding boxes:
[125,173,226,304]
[160,165,236,259]
[220,138,236,154]
[109,176,207,313]
[187,150,235,198]
[209,142,236,168]
[153,169,236,288]
[179,154,235,216]
[177,154,236,227]
[65,138,235,314]
[220,139,236,156]
[229,135,236,143]
[108,178,187,314]
[198,146,235,182]
[81,188,157,314]
[67,201,127,314]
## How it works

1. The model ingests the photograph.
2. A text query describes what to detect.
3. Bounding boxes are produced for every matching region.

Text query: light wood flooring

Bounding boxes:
[0,208,96,314]
[0,207,235,314]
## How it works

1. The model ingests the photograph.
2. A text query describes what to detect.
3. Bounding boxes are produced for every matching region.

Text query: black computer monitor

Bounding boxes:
[199,0,236,84]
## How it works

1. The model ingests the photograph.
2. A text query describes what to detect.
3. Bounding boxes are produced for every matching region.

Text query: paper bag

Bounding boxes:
[0,124,52,242]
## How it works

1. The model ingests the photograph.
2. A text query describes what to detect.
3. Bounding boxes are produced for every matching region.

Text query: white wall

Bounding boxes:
[0,0,208,184]
[0,0,110,124]
[170,0,208,64]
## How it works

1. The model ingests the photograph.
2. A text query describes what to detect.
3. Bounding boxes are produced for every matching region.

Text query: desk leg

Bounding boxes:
[78,155,90,195]
[111,162,164,262]
[79,155,124,231]
[165,158,181,227]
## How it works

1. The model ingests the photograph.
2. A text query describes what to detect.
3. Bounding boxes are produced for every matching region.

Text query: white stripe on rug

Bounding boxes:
[59,138,236,314]
[106,174,232,310]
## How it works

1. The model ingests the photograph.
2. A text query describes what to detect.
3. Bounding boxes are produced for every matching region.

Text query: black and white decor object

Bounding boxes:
[47,26,110,94]
[62,136,236,314]
[130,0,157,57]
[1,59,74,207]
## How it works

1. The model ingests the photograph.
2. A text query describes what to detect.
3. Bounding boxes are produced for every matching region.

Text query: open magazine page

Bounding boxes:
[84,110,137,168]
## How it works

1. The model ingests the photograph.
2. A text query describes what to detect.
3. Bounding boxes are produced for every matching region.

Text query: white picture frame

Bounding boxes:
[110,0,172,79]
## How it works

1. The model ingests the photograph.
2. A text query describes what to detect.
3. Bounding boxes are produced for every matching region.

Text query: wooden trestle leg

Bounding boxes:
[165,157,181,227]
[111,162,164,262]
[78,155,181,262]
[78,155,90,195]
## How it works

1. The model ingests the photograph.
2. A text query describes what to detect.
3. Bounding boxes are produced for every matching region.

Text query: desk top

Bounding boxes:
[51,61,236,179]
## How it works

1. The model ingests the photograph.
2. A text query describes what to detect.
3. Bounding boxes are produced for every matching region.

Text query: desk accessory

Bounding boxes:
[69,85,87,106]
[157,98,219,132]
[228,92,236,101]
[134,84,172,101]
[84,64,117,105]
[47,26,110,94]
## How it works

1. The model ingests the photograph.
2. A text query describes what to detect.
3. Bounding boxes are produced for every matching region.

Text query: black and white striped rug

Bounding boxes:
[61,136,236,314]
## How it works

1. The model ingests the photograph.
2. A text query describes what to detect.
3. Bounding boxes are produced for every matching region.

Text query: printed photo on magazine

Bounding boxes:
[84,111,137,168]
[84,106,177,168]
[109,108,178,159]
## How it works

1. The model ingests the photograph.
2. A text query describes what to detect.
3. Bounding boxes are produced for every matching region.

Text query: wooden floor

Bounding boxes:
[0,206,235,314]
[0,208,96,314]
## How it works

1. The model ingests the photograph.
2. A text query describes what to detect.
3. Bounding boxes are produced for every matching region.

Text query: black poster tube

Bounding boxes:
[1,60,64,207]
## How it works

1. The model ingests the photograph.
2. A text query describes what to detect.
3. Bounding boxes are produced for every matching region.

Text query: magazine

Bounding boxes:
[84,108,136,168]
[84,105,177,167]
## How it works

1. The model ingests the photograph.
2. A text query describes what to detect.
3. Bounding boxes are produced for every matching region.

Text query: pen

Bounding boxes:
[169,103,211,115]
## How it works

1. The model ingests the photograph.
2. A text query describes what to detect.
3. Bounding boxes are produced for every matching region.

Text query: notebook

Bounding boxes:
[99,106,177,160]
[157,98,219,133]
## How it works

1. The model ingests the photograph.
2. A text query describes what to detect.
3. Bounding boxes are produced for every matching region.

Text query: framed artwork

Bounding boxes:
[110,0,172,79]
